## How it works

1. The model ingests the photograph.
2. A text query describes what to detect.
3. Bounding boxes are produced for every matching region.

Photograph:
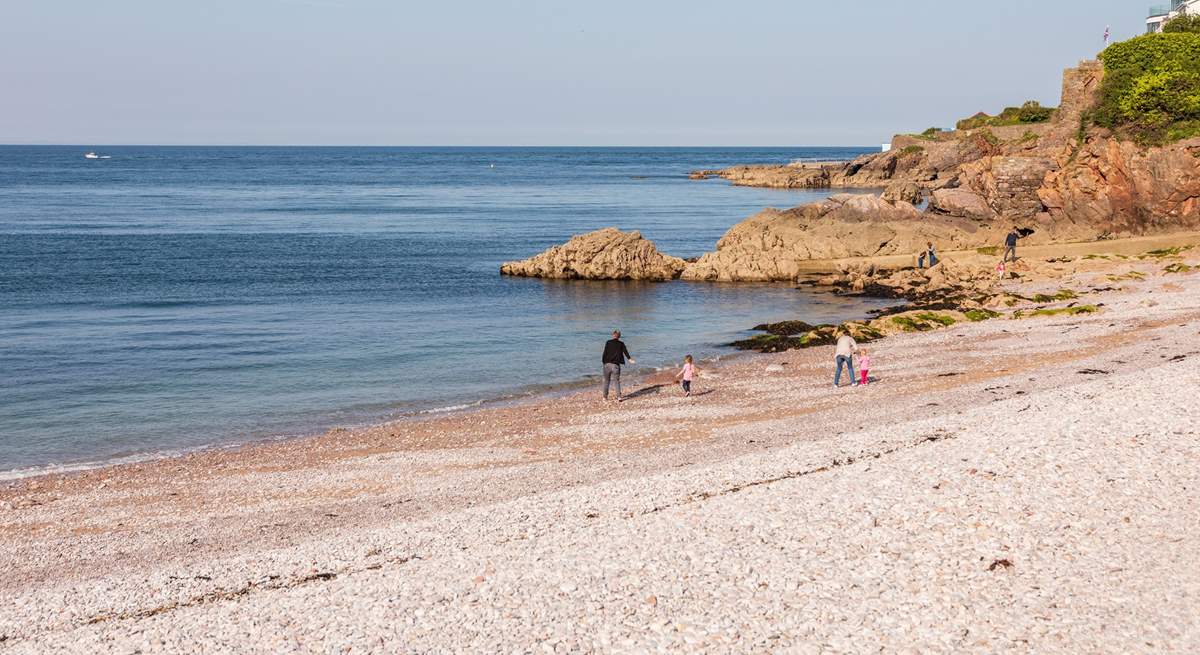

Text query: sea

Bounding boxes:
[0,145,890,477]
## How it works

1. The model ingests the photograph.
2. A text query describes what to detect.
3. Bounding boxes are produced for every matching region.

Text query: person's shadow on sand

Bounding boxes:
[620,385,715,401]
[620,384,668,400]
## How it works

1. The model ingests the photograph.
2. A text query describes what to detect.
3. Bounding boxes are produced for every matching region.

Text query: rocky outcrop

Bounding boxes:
[500,228,686,281]
[690,164,832,189]
[690,131,988,204]
[678,187,1119,283]
[957,156,1057,220]
[680,194,1001,282]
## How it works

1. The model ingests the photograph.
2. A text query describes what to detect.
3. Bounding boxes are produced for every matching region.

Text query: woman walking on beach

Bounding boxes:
[601,330,635,402]
[833,330,858,388]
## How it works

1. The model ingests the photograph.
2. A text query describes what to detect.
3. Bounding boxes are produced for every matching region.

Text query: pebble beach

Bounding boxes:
[2,254,1200,653]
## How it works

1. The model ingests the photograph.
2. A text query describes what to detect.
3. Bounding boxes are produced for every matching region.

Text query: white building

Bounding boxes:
[1147,0,1200,32]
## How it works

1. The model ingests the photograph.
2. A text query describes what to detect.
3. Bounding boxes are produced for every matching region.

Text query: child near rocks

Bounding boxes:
[675,355,698,396]
[856,348,871,386]
[996,259,1007,280]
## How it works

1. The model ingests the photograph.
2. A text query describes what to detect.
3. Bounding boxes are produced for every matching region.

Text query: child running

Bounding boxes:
[675,355,697,396]
[995,259,1007,280]
[856,348,871,386]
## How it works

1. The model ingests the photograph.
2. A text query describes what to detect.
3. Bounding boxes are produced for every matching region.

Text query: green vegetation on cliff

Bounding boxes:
[1093,33,1200,144]
[955,101,1056,130]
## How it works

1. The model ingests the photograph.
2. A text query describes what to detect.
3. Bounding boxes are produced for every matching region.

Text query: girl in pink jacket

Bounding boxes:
[856,349,871,386]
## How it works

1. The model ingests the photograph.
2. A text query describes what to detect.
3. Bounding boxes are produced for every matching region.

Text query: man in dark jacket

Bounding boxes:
[601,330,635,401]
[1003,227,1021,263]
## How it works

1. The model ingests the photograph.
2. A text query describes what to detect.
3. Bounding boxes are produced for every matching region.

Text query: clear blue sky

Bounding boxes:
[0,0,1148,146]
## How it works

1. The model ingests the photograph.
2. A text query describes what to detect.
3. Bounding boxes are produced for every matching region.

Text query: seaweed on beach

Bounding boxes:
[728,333,806,353]
[890,312,956,332]
[1013,304,1099,319]
[964,308,1001,322]
[731,319,883,353]
[1106,271,1146,282]
[868,299,962,318]
[1031,289,1079,303]
[749,320,820,336]
[1139,246,1193,260]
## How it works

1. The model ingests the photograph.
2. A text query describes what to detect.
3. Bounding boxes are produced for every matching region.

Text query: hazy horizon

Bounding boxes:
[1,0,1146,146]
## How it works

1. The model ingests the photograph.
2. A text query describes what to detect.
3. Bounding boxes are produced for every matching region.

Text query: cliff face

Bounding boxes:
[1040,135,1200,234]
[500,228,686,281]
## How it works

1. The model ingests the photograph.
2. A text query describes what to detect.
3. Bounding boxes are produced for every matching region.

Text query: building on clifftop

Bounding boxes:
[1147,0,1200,32]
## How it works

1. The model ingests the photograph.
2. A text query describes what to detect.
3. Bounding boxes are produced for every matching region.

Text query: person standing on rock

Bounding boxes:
[602,330,635,402]
[1003,227,1021,263]
[833,330,859,389]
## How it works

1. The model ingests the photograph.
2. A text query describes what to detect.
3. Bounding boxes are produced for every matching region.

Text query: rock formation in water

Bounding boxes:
[499,228,686,281]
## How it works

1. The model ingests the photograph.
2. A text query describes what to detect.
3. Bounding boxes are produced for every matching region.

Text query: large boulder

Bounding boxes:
[929,188,998,220]
[500,228,686,281]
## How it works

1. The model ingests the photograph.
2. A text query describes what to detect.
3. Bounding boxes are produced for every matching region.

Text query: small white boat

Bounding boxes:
[84,152,99,159]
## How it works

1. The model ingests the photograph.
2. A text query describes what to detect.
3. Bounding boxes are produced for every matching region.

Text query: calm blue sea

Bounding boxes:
[0,145,885,475]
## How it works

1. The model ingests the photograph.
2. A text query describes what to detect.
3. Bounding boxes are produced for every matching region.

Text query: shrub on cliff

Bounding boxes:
[1162,14,1200,34]
[955,101,1056,130]
[1094,33,1200,144]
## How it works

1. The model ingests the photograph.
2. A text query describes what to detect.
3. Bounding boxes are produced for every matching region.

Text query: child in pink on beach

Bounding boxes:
[856,349,871,386]
[675,354,697,396]
[996,259,1007,280]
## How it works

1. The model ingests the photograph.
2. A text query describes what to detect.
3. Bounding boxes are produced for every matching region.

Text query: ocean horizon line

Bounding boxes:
[0,143,877,149]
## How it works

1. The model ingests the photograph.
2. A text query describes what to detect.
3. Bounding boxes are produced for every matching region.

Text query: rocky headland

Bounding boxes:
[507,53,1200,290]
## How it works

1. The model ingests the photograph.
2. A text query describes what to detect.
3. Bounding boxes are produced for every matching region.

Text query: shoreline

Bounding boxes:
[0,315,813,484]
[4,249,1199,650]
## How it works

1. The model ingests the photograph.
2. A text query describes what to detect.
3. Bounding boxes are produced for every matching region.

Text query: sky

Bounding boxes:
[0,0,1150,146]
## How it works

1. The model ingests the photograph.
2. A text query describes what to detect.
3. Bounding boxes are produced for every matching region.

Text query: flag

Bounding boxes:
[1104,26,1110,44]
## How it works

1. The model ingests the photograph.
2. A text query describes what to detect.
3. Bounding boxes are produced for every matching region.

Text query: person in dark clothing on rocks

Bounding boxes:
[918,241,938,269]
[601,330,635,402]
[1003,227,1021,263]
